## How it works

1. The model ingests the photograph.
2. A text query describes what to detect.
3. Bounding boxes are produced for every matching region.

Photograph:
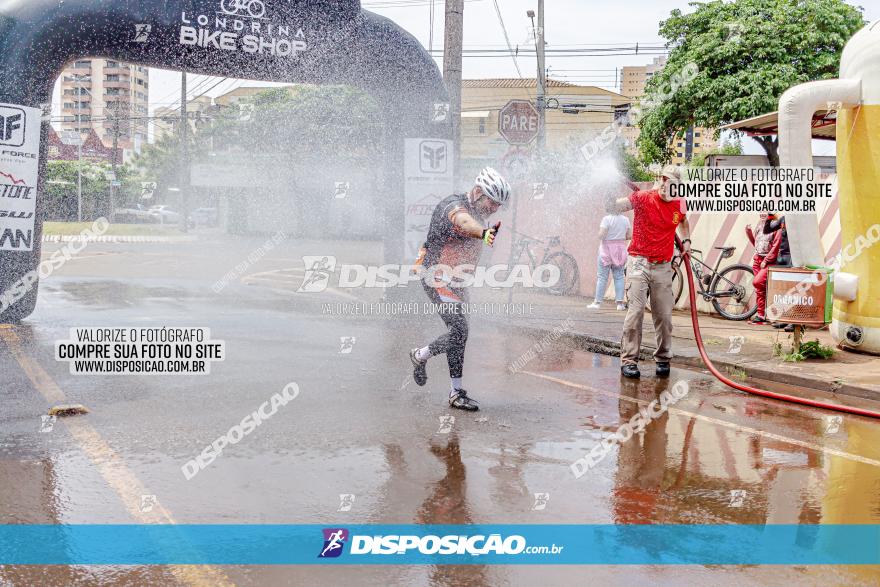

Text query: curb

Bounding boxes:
[497,320,880,404]
[41,235,198,244]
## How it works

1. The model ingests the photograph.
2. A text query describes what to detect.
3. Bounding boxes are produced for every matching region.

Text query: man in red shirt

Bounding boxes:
[613,165,691,378]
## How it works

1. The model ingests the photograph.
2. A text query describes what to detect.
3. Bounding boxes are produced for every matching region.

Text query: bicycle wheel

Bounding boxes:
[248,0,266,18]
[710,264,757,320]
[670,262,684,305]
[494,245,527,289]
[544,252,579,296]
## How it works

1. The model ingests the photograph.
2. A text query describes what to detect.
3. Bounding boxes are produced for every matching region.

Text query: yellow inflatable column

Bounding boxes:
[832,21,880,353]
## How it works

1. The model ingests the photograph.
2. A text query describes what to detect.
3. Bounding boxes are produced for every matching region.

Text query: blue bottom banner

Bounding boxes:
[1,524,879,565]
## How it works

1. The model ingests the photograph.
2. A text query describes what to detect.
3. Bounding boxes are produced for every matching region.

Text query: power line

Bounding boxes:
[491,0,523,79]
[184,75,216,100]
[147,72,231,116]
[429,51,668,58]
[149,76,241,117]
[363,0,484,7]
[456,41,667,48]
[149,73,208,110]
[147,77,243,140]
[428,46,667,54]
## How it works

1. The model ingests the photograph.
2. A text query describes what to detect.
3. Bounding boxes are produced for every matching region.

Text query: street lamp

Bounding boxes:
[526,4,546,149]
[70,74,92,222]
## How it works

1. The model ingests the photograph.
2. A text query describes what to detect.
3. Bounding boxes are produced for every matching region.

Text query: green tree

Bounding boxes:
[204,85,382,162]
[689,137,745,167]
[620,148,654,182]
[46,160,107,193]
[132,85,382,194]
[46,159,143,219]
[717,137,744,156]
[45,160,106,219]
[130,128,200,199]
[637,0,864,166]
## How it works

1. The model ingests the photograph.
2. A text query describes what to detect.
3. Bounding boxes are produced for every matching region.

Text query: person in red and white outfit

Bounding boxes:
[588,200,632,311]
[745,213,777,325]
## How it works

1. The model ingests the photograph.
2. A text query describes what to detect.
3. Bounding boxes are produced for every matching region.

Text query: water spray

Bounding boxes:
[591,157,625,185]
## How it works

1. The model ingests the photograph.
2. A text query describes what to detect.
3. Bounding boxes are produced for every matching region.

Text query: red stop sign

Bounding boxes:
[498,100,540,145]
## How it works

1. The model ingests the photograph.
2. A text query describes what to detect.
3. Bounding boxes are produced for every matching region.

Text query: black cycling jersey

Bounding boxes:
[419,193,483,270]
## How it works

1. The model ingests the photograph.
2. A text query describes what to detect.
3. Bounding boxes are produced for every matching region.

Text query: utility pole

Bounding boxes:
[110,99,120,223]
[443,0,463,185]
[77,115,83,222]
[71,74,91,222]
[179,72,189,232]
[428,0,435,52]
[536,0,546,150]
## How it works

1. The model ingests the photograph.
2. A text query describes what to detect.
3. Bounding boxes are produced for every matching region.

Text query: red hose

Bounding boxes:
[678,246,880,419]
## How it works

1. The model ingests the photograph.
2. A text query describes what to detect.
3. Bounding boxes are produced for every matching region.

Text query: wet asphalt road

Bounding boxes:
[2,237,880,586]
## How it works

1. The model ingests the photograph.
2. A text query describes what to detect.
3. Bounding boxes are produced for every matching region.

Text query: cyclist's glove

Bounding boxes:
[482,222,501,246]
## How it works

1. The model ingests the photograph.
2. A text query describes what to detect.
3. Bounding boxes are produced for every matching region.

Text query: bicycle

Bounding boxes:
[670,245,757,320]
[221,0,266,18]
[508,232,580,296]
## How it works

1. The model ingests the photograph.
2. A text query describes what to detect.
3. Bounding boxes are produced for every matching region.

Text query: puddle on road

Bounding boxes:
[4,305,880,585]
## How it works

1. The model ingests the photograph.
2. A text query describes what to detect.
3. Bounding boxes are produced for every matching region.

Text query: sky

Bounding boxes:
[54,0,880,155]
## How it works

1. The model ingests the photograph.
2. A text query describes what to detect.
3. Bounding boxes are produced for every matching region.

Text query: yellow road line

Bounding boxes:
[521,370,880,468]
[0,328,234,586]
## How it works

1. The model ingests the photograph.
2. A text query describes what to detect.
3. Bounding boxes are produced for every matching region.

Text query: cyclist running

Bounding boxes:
[409,167,512,411]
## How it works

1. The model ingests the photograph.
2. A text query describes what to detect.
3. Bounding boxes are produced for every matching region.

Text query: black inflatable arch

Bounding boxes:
[0,0,450,321]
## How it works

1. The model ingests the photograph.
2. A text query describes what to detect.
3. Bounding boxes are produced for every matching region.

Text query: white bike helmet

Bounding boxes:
[474,167,512,206]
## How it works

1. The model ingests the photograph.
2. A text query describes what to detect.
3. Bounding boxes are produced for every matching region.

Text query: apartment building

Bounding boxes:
[153,95,215,142]
[58,59,149,154]
[620,55,717,165]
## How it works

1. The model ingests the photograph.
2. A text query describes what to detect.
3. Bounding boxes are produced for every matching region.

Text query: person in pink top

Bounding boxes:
[588,201,632,310]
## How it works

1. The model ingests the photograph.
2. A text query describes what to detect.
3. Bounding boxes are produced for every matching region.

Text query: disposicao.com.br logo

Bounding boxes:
[297,256,560,292]
[317,528,563,559]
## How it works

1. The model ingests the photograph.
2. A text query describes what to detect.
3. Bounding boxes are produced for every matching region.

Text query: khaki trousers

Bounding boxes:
[621,256,674,365]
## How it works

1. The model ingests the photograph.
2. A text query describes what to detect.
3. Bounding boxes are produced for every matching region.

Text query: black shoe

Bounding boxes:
[409,348,427,386]
[621,364,641,378]
[449,389,479,411]
[783,324,796,332]
[772,322,788,329]
[656,362,671,377]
